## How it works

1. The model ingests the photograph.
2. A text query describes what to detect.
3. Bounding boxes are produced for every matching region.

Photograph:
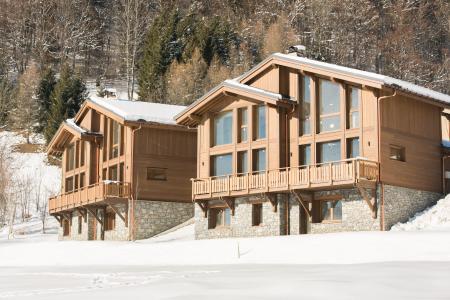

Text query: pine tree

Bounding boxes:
[36,68,56,133]
[0,78,14,127]
[44,65,86,143]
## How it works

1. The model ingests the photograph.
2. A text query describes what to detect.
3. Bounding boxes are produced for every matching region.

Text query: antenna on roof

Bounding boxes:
[287,45,306,56]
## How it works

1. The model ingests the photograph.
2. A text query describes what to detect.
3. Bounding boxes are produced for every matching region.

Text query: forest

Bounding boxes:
[0,0,448,142]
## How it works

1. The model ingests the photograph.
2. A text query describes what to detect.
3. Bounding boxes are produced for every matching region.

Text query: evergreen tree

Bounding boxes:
[36,68,56,133]
[0,78,14,127]
[44,65,86,143]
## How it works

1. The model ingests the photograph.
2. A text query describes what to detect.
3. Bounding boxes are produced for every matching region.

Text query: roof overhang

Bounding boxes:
[176,80,296,126]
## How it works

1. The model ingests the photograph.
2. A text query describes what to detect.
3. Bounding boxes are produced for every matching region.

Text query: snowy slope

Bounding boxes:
[391,194,450,231]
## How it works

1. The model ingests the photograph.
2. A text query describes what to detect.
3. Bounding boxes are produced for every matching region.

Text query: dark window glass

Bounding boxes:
[317,140,341,163]
[347,138,360,158]
[299,144,311,165]
[253,148,266,172]
[211,153,233,176]
[147,167,167,181]
[214,111,233,146]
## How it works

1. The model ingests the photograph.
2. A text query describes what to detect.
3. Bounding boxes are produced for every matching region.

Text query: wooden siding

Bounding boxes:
[380,94,443,192]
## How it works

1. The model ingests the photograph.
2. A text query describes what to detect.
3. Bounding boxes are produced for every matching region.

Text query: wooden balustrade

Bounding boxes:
[191,158,379,199]
[48,182,131,213]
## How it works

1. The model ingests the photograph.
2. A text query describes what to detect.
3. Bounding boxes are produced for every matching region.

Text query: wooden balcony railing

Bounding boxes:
[192,158,378,200]
[49,181,131,214]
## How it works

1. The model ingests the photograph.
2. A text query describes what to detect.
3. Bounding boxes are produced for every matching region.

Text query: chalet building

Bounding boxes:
[47,97,196,241]
[175,52,450,239]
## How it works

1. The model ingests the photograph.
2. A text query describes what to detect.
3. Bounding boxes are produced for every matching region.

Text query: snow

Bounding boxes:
[223,79,284,100]
[272,53,450,105]
[88,96,186,125]
[442,139,450,148]
[391,194,450,231]
[65,118,86,134]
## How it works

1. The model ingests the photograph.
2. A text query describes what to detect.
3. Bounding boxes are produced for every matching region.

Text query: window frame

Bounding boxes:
[252,203,263,226]
[300,75,312,136]
[317,140,342,163]
[254,105,267,140]
[66,143,75,171]
[211,153,233,177]
[347,86,360,129]
[299,144,312,166]
[320,200,342,223]
[147,167,168,181]
[78,216,82,234]
[208,207,231,229]
[110,120,120,159]
[346,137,360,159]
[238,107,248,143]
[252,148,266,172]
[318,79,341,133]
[105,211,116,231]
[213,110,233,146]
[389,145,406,162]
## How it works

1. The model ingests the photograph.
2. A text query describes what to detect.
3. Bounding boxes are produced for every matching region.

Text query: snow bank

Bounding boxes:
[391,194,450,231]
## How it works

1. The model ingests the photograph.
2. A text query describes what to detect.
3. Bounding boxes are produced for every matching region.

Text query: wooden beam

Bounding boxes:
[84,206,103,225]
[107,203,127,227]
[315,194,343,201]
[264,193,278,212]
[196,201,208,218]
[290,190,311,218]
[76,207,87,222]
[53,215,62,227]
[222,197,235,216]
[357,183,377,219]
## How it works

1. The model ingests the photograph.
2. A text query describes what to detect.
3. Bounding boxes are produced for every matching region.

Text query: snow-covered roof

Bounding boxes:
[65,118,86,134]
[269,53,450,105]
[223,79,287,100]
[88,96,186,125]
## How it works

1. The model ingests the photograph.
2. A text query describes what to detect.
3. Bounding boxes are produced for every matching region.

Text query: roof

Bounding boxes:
[175,79,295,126]
[240,53,450,106]
[65,118,86,134]
[88,96,186,125]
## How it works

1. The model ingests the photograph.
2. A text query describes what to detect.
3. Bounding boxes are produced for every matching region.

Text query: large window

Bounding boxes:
[299,144,311,165]
[237,151,248,174]
[347,86,360,129]
[255,105,266,140]
[347,138,360,158]
[317,140,341,163]
[253,148,266,172]
[300,75,311,135]
[319,80,341,132]
[214,111,233,146]
[66,144,75,171]
[321,200,342,222]
[209,208,231,229]
[211,153,233,176]
[238,107,248,143]
[110,120,120,159]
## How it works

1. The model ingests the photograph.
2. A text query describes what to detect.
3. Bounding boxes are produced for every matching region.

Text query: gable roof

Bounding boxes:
[175,79,296,126]
[239,53,450,106]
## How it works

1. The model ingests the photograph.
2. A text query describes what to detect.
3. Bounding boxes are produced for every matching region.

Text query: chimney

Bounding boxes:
[287,45,306,56]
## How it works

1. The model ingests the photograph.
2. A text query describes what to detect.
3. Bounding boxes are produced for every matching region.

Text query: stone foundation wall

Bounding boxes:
[133,200,194,240]
[58,211,92,241]
[102,204,129,241]
[195,195,288,239]
[308,188,381,234]
[383,185,441,230]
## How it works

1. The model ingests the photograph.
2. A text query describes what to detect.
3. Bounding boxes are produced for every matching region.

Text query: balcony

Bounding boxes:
[192,158,378,200]
[49,181,131,214]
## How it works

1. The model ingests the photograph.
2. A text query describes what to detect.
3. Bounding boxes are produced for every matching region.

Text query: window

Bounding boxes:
[65,176,74,193]
[208,208,231,229]
[120,163,125,182]
[102,168,107,180]
[63,219,70,236]
[214,111,233,146]
[147,167,167,181]
[317,140,341,163]
[80,141,85,166]
[390,145,405,162]
[321,200,342,222]
[253,148,266,172]
[252,203,263,226]
[347,86,360,129]
[237,151,248,174]
[211,153,233,177]
[300,75,312,135]
[109,165,118,181]
[78,216,82,234]
[74,174,79,190]
[319,80,341,132]
[347,138,360,158]
[238,107,248,143]
[255,105,266,139]
[110,120,120,159]
[299,144,311,165]
[75,141,80,168]
[103,118,108,162]
[66,144,75,171]
[80,173,85,189]
[105,212,116,231]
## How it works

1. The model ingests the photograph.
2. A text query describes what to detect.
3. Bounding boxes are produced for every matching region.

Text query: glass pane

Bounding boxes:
[350,111,359,129]
[214,111,233,146]
[240,108,247,125]
[319,80,340,115]
[301,76,311,135]
[240,127,248,142]
[238,151,248,174]
[333,201,342,220]
[216,210,223,227]
[347,138,360,158]
[318,140,341,163]
[253,148,266,172]
[322,202,332,221]
[350,87,360,109]
[212,154,233,176]
[112,122,119,145]
[320,115,340,132]
[224,208,231,226]
[300,144,311,165]
[239,108,248,142]
[256,106,266,139]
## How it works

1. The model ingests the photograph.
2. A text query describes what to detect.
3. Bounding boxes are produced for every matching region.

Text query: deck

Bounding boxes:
[191,158,379,200]
[49,182,131,214]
